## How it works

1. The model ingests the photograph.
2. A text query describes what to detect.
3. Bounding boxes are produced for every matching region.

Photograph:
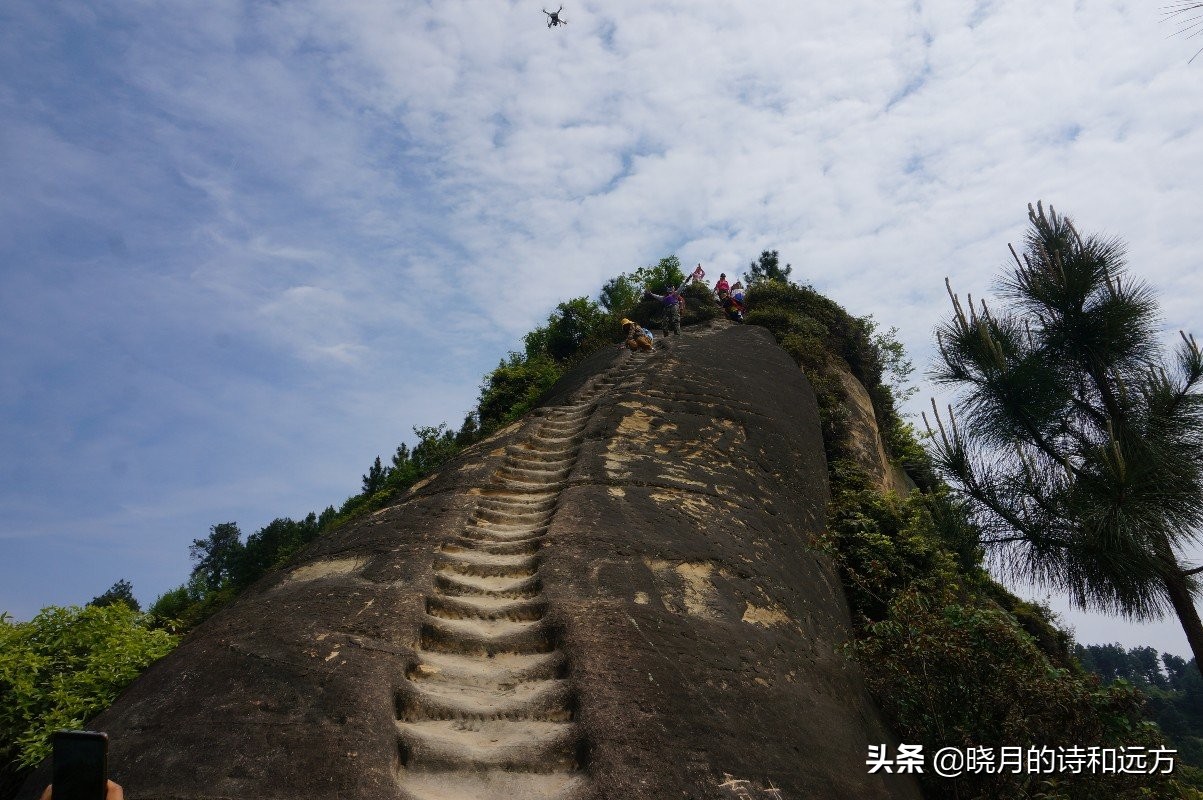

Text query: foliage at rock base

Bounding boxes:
[0,605,176,792]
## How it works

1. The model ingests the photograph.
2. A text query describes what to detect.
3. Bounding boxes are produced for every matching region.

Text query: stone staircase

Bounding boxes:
[395,351,650,800]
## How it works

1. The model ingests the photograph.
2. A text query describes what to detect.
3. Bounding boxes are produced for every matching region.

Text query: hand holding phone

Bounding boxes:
[45,731,117,800]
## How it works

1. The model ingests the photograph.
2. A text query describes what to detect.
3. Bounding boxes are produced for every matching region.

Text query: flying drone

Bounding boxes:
[544,5,567,27]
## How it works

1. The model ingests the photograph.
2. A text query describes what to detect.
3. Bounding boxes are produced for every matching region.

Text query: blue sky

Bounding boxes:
[1,0,1201,658]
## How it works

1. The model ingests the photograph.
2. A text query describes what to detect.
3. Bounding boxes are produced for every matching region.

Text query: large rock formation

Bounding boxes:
[21,321,921,799]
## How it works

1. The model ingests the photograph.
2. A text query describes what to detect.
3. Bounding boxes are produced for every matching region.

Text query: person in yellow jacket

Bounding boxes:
[621,318,653,352]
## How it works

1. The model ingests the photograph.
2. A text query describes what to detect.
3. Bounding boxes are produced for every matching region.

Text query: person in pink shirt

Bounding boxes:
[713,273,730,297]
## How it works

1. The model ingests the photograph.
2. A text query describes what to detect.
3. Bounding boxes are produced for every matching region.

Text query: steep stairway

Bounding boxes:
[395,351,651,800]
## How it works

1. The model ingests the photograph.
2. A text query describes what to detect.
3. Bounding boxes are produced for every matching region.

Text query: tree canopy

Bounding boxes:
[926,202,1203,671]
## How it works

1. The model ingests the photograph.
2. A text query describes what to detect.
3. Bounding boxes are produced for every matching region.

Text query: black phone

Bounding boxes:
[51,730,108,800]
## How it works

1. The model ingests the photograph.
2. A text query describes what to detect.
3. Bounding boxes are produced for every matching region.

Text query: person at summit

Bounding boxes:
[713,273,730,297]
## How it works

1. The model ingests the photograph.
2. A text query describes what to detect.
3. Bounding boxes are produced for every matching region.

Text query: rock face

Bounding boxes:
[834,367,917,496]
[21,321,921,800]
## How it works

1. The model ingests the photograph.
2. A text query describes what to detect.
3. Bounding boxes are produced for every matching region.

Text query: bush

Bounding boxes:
[856,588,1181,799]
[0,605,177,772]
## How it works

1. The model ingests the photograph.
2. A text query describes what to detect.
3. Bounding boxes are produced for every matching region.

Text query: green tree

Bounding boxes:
[409,424,459,472]
[188,522,244,589]
[633,255,686,292]
[233,514,321,588]
[476,352,562,431]
[362,456,389,495]
[89,579,140,612]
[147,582,198,623]
[743,249,793,285]
[524,297,610,363]
[599,274,642,314]
[925,202,1203,674]
[601,256,687,313]
[864,316,918,405]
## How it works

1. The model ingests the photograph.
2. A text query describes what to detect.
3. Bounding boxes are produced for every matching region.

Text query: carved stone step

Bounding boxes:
[490,474,568,493]
[474,507,553,526]
[434,571,542,600]
[397,719,582,773]
[503,450,576,469]
[407,650,566,687]
[459,524,549,543]
[398,771,586,800]
[433,551,537,579]
[476,494,559,511]
[419,615,554,656]
[396,678,574,722]
[442,537,540,556]
[426,593,546,622]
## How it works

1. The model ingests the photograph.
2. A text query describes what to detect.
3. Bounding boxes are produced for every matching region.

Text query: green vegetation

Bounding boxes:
[0,605,177,791]
[1076,644,1203,771]
[926,202,1203,677]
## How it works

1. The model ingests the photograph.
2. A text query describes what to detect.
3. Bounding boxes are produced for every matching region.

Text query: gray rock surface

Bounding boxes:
[20,320,921,800]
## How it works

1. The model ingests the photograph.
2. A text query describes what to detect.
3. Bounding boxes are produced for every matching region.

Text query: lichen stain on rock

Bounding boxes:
[604,453,632,480]
[741,600,792,627]
[608,486,626,498]
[617,408,654,435]
[409,474,435,493]
[676,562,722,621]
[645,559,725,621]
[649,489,718,522]
[287,557,364,583]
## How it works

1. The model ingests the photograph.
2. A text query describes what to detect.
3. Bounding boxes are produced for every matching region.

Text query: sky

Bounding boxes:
[1,0,1201,659]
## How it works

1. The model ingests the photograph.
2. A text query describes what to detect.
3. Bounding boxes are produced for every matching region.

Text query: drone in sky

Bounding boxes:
[543,5,567,27]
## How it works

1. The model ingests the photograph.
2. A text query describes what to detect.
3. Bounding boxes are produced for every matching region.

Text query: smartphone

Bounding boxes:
[51,730,108,800]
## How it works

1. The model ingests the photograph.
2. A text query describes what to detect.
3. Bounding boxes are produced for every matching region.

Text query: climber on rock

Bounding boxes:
[544,6,567,27]
[621,318,653,352]
[644,285,685,336]
[722,291,746,323]
[713,273,730,298]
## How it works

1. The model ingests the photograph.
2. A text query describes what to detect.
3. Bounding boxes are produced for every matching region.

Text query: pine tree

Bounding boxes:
[362,456,389,495]
[188,523,244,589]
[743,249,792,285]
[1165,2,1203,62]
[925,202,1203,674]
